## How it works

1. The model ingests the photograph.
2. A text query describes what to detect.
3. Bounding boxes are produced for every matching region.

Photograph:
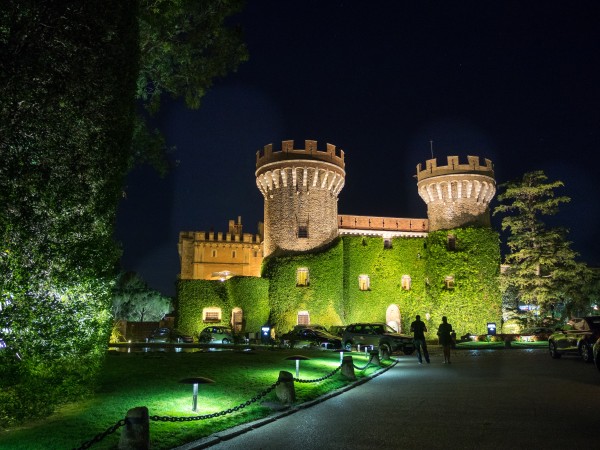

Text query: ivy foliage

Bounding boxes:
[262,239,345,333]
[178,232,502,339]
[424,228,502,335]
[176,277,269,336]
[342,236,426,332]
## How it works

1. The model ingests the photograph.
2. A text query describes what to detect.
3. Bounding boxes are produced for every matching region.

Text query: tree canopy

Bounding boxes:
[494,171,588,318]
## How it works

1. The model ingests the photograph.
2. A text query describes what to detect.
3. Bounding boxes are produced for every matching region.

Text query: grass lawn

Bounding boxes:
[0,348,384,450]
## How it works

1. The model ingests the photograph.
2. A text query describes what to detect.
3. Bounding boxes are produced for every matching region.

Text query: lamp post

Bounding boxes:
[284,355,310,378]
[179,377,215,412]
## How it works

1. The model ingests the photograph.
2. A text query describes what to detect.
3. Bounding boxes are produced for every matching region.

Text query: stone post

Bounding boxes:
[340,355,356,380]
[369,350,381,367]
[275,370,295,404]
[118,406,149,450]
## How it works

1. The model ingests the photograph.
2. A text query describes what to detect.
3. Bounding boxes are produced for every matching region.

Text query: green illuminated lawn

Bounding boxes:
[0,348,383,450]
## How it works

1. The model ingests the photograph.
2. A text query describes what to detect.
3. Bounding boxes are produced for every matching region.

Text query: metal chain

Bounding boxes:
[150,380,281,423]
[73,418,126,450]
[353,353,375,371]
[293,364,342,383]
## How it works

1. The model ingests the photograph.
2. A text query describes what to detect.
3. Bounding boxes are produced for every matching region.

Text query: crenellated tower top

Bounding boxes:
[416,155,494,182]
[256,140,345,172]
[416,155,496,231]
[255,139,346,256]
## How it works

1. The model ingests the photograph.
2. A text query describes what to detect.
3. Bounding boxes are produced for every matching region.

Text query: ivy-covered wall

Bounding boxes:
[176,277,269,336]
[342,236,427,332]
[261,239,344,333]
[424,228,502,335]
[176,228,502,339]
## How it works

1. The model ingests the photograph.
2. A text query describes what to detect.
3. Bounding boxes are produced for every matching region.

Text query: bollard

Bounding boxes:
[340,355,356,380]
[118,406,149,450]
[275,370,295,404]
[369,350,381,367]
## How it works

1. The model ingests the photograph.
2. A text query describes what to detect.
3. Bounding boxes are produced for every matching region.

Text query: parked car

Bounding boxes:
[519,326,554,341]
[198,326,235,344]
[548,316,600,362]
[279,327,342,349]
[289,324,329,333]
[342,322,415,357]
[147,327,194,344]
[594,337,600,372]
[328,325,347,337]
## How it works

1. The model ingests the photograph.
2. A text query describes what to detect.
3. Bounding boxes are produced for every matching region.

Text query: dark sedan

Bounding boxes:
[548,316,600,362]
[279,327,342,350]
[147,327,194,344]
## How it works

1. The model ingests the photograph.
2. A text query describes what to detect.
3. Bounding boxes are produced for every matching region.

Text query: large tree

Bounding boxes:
[113,272,172,322]
[0,0,247,425]
[494,171,588,320]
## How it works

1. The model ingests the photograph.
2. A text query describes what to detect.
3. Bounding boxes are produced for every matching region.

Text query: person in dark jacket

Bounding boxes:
[437,316,454,364]
[410,315,430,364]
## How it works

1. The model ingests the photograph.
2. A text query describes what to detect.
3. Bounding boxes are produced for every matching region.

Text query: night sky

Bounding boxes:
[115,1,600,297]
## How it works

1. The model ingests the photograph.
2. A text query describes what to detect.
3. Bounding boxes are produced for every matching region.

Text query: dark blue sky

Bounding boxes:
[116,1,600,296]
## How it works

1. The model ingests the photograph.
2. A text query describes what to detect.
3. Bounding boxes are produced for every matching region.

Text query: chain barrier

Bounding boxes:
[73,418,126,450]
[75,353,393,448]
[293,363,342,383]
[150,379,281,423]
[352,353,375,371]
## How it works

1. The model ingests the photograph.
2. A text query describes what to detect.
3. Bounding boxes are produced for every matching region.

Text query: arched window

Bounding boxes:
[401,275,411,290]
[358,274,370,291]
[232,250,237,258]
[231,307,243,333]
[211,249,217,258]
[296,267,310,286]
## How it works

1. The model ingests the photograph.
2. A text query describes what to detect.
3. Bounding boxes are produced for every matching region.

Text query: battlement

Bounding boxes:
[338,214,428,233]
[256,140,345,171]
[416,155,494,182]
[179,230,262,245]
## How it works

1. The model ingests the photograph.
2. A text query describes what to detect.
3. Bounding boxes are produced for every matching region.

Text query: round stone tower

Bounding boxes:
[416,155,496,231]
[256,140,345,256]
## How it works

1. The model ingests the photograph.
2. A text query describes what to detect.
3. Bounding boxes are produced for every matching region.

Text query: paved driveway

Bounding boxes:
[179,347,600,450]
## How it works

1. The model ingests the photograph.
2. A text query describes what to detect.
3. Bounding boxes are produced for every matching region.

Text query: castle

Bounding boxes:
[177,140,501,337]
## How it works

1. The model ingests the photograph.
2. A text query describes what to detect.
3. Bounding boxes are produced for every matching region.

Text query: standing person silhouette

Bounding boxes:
[410,315,430,364]
[437,316,453,364]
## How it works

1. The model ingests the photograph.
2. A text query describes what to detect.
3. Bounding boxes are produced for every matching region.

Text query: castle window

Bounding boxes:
[297,311,310,325]
[232,307,243,333]
[232,250,237,259]
[401,275,411,290]
[383,238,392,249]
[211,249,217,258]
[253,250,258,258]
[298,226,308,239]
[358,274,370,291]
[447,234,456,251]
[203,307,222,323]
[296,267,310,286]
[445,276,455,289]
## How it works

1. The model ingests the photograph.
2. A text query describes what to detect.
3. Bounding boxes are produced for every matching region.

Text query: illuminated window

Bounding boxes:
[298,226,308,238]
[358,274,370,291]
[401,275,411,290]
[297,311,310,325]
[211,249,217,257]
[445,276,455,289]
[383,238,392,249]
[447,234,456,251]
[203,307,222,323]
[296,267,310,286]
[232,308,243,333]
